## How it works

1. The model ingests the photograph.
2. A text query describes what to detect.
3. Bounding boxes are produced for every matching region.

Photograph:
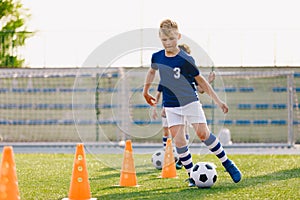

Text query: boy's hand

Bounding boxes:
[208,71,216,83]
[218,101,229,114]
[152,106,158,119]
[143,93,156,106]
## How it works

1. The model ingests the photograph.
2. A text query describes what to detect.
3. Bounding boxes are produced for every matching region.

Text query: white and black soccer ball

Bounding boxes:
[190,162,217,188]
[151,147,179,170]
[151,149,165,170]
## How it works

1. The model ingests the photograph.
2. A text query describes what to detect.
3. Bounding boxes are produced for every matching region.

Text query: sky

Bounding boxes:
[21,0,300,67]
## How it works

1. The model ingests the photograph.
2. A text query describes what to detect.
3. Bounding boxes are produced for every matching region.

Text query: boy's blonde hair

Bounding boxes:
[178,44,191,54]
[159,19,179,36]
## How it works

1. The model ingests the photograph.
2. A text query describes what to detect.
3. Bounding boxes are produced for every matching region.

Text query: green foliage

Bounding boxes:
[0,0,33,68]
[13,154,300,199]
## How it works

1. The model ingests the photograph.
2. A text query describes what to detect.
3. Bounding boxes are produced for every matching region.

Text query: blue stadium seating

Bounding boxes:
[236,120,251,125]
[202,104,216,109]
[294,72,300,77]
[272,87,287,92]
[272,104,287,109]
[271,120,287,125]
[253,120,269,125]
[255,104,269,109]
[239,87,254,92]
[238,104,252,109]
[224,87,237,92]
[219,120,233,125]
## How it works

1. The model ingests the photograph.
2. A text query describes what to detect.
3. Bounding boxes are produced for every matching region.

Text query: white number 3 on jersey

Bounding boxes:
[173,67,181,79]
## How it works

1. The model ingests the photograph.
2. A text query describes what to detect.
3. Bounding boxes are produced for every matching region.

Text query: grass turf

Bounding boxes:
[10,153,300,199]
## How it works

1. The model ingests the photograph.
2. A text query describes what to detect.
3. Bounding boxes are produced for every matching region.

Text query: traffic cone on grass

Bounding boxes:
[161,138,177,178]
[0,146,20,200]
[62,143,96,200]
[119,140,138,187]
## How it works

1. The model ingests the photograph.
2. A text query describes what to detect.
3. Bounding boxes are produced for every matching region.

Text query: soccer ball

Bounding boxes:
[151,147,180,170]
[190,162,217,188]
[151,149,165,170]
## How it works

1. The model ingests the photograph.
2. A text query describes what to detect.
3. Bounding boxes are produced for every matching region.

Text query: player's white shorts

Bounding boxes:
[165,101,206,127]
[162,114,192,128]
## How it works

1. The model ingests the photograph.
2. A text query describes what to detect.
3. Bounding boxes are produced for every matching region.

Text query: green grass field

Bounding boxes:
[10,153,300,200]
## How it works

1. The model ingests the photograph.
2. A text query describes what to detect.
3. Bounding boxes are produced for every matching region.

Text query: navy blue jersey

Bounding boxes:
[152,49,200,107]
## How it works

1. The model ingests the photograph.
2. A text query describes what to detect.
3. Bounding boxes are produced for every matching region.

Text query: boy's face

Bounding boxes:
[159,30,181,54]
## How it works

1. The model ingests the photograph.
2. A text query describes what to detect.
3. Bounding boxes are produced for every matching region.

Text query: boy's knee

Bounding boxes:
[197,131,209,141]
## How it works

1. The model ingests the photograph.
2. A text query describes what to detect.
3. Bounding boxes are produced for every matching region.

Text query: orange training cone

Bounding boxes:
[161,138,177,178]
[0,146,20,200]
[119,140,138,187]
[62,143,96,200]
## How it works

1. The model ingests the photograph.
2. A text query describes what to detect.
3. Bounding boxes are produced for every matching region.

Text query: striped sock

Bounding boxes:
[162,136,168,148]
[176,145,193,174]
[204,133,228,163]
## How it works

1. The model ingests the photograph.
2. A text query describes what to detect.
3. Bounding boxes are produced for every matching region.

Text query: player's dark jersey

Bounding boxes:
[152,49,200,107]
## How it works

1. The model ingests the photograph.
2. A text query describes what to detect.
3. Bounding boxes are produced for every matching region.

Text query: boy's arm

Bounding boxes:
[155,91,161,103]
[194,74,228,114]
[143,68,156,106]
[152,91,161,119]
[197,71,216,94]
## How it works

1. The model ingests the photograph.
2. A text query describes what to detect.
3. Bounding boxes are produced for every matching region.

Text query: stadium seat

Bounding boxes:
[0,88,8,93]
[255,104,269,109]
[271,120,287,125]
[133,120,161,125]
[42,88,57,93]
[132,104,151,108]
[272,87,287,92]
[224,87,237,92]
[272,104,287,109]
[12,88,26,93]
[236,120,251,125]
[239,87,254,92]
[202,104,216,109]
[0,120,9,125]
[253,120,269,125]
[27,88,41,93]
[219,120,233,125]
[238,104,252,109]
[294,72,300,77]
[206,119,213,125]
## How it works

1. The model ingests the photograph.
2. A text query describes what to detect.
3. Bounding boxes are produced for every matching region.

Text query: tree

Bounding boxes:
[0,0,33,68]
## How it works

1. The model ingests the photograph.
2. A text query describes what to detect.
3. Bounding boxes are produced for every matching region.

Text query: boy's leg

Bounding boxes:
[169,124,195,186]
[165,109,195,186]
[176,121,189,169]
[203,132,242,183]
[162,117,169,148]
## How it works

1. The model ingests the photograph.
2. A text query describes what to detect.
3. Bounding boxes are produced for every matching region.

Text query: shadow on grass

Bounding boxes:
[237,167,299,187]
[90,167,159,181]
[93,167,300,199]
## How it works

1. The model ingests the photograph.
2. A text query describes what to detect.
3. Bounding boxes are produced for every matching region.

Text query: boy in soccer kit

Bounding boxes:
[143,19,242,186]
[152,43,216,169]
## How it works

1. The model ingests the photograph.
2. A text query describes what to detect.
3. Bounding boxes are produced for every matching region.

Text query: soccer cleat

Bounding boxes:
[185,178,196,187]
[176,160,183,169]
[223,160,242,183]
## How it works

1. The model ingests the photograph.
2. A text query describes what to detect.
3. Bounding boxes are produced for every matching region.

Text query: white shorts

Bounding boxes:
[165,101,207,128]
[162,115,191,128]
